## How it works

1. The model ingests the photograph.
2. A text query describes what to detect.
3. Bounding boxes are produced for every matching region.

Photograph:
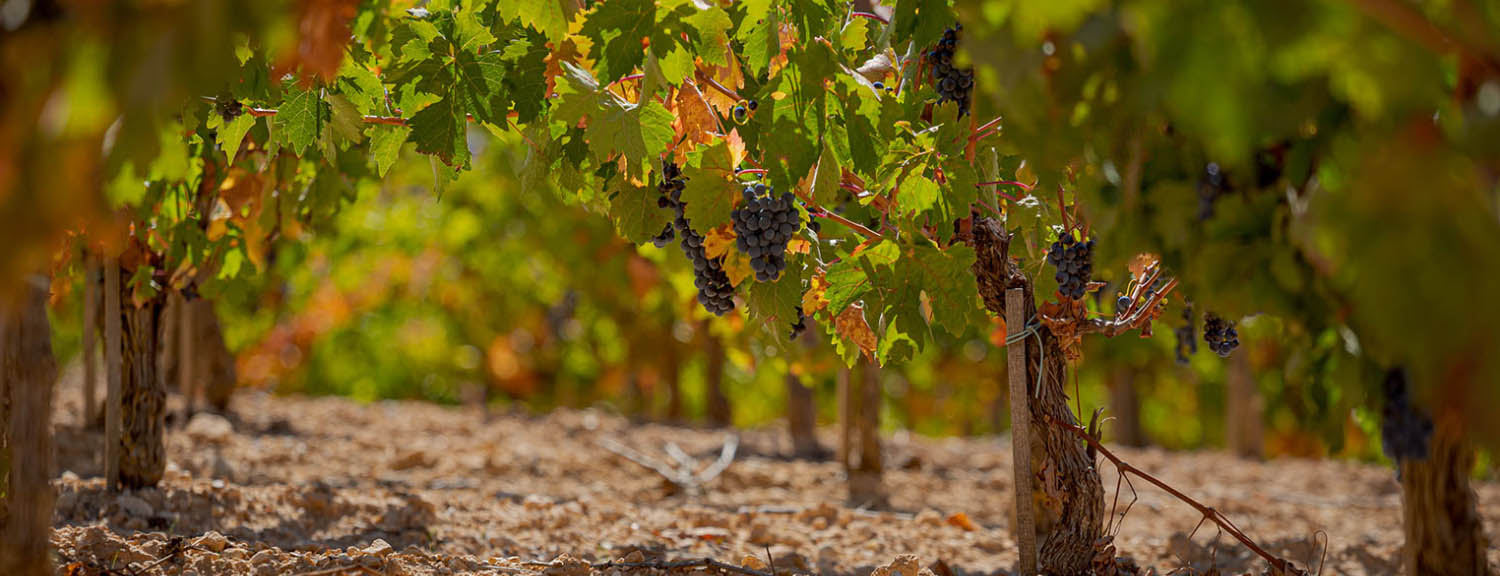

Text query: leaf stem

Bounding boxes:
[850,11,889,24]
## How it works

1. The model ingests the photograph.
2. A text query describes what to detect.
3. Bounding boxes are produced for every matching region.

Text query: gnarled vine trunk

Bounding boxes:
[787,327,826,459]
[1109,367,1144,447]
[118,278,166,489]
[162,298,236,416]
[705,334,731,427]
[972,218,1104,575]
[846,358,885,507]
[1,277,58,576]
[1401,412,1491,576]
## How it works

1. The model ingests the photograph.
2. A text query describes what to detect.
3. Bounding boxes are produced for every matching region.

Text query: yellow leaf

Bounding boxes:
[786,237,811,255]
[803,272,829,314]
[834,306,878,359]
[725,129,747,167]
[723,251,752,287]
[703,224,736,260]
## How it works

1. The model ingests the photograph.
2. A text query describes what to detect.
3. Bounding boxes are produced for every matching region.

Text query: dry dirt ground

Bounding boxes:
[44,374,1500,576]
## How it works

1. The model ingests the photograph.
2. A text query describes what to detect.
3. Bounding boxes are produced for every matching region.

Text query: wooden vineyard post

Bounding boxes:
[1006,288,1038,576]
[83,251,99,428]
[104,255,123,492]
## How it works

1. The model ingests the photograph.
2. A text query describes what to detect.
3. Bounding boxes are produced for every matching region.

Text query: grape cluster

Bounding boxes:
[927,25,975,115]
[1045,234,1094,299]
[1202,313,1240,357]
[1381,367,1433,469]
[1174,304,1197,365]
[732,183,799,282]
[788,305,808,340]
[658,160,736,315]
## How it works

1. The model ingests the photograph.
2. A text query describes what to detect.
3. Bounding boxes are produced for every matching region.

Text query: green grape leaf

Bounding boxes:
[273,85,326,156]
[611,181,673,244]
[810,141,842,206]
[896,172,939,217]
[367,124,411,177]
[679,139,739,232]
[747,260,804,346]
[587,96,673,177]
[211,112,256,164]
[500,0,570,41]
[582,0,655,81]
[409,95,469,167]
[686,5,732,67]
[737,7,779,77]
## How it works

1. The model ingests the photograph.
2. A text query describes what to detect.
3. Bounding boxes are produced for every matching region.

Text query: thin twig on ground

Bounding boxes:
[598,434,739,494]
[593,557,777,576]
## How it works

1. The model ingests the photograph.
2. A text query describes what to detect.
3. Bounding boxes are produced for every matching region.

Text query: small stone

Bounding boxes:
[617,550,645,564]
[250,549,277,566]
[186,412,235,445]
[741,555,768,571]
[195,531,229,553]
[544,554,592,576]
[363,539,393,557]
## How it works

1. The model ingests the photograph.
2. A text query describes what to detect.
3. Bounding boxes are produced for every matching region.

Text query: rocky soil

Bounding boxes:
[44,374,1500,576]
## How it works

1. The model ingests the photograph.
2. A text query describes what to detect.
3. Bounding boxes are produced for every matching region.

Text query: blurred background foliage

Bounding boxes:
[4,0,1498,471]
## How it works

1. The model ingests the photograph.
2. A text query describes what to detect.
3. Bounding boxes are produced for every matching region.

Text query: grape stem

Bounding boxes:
[697,72,743,102]
[735,168,768,176]
[970,116,1003,142]
[793,188,882,241]
[198,95,507,127]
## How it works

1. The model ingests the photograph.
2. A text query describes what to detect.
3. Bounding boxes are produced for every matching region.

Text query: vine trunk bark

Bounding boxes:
[847,358,885,507]
[972,217,1104,575]
[1225,350,1263,459]
[705,335,731,427]
[1,277,58,576]
[787,327,826,459]
[1109,367,1144,447]
[1401,410,1491,576]
[117,273,166,489]
[162,298,236,416]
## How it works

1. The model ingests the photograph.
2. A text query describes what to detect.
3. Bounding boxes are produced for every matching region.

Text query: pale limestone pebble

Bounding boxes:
[186,412,235,444]
[913,508,944,527]
[364,537,395,557]
[194,530,229,553]
[869,554,923,576]
[545,553,594,576]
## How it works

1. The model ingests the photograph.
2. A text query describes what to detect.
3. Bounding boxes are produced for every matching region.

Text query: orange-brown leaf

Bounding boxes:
[673,81,720,153]
[284,0,360,83]
[834,306,878,359]
[946,512,980,532]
